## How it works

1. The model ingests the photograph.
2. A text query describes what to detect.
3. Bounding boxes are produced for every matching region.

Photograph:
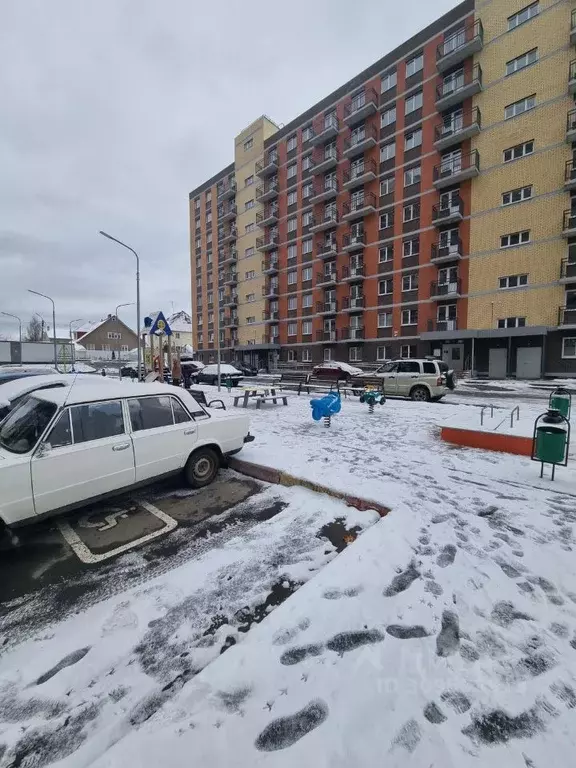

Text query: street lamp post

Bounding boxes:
[69,318,85,370]
[28,290,58,370]
[99,232,141,379]
[1,312,22,343]
[115,302,134,379]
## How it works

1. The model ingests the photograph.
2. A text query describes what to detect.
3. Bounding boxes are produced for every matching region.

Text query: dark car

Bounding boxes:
[234,363,258,376]
[0,369,55,384]
[195,364,243,387]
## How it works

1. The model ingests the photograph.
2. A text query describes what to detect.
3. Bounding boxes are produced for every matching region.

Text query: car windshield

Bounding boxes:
[0,396,57,454]
[376,362,398,373]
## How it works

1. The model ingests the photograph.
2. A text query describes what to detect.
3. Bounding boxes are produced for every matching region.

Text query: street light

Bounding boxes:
[115,302,134,378]
[99,231,141,378]
[1,312,22,343]
[28,290,58,370]
[69,318,85,370]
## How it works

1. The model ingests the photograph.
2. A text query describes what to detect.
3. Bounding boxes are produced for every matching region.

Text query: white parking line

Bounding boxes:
[57,501,178,564]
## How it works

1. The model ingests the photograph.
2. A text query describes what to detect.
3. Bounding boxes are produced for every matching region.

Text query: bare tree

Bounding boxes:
[25,315,47,342]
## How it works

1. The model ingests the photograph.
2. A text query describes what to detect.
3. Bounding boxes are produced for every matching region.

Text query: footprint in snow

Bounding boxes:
[383,561,420,597]
[423,701,447,724]
[280,645,323,666]
[386,625,429,640]
[255,700,329,751]
[325,630,384,655]
[436,544,457,568]
[436,611,460,657]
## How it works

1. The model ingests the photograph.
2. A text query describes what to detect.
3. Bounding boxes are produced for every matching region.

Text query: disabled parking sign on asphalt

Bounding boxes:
[58,500,178,563]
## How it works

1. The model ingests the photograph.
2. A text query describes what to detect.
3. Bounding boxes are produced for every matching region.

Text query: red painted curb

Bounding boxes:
[441,426,532,456]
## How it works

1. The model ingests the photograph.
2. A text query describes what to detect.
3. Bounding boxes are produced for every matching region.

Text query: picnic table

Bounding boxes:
[233,386,289,409]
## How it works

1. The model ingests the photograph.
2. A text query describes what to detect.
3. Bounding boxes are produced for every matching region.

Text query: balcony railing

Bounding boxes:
[256,205,279,227]
[433,150,480,188]
[428,318,458,332]
[561,259,576,282]
[316,329,337,341]
[559,306,576,326]
[342,296,365,312]
[316,302,338,316]
[572,8,576,44]
[343,124,378,157]
[316,269,338,286]
[309,210,339,233]
[220,248,237,264]
[567,108,576,142]
[220,225,238,243]
[310,177,339,204]
[221,203,237,222]
[343,192,377,220]
[432,195,464,225]
[342,231,365,251]
[311,145,339,174]
[217,178,236,199]
[570,60,576,94]
[566,160,576,190]
[309,113,340,146]
[341,264,365,281]
[256,232,279,251]
[262,282,279,298]
[436,19,483,71]
[434,107,481,150]
[430,279,462,299]
[255,150,279,178]
[431,238,463,263]
[344,88,378,124]
[435,65,482,110]
[222,293,238,307]
[563,209,576,236]
[255,178,279,202]
[340,327,365,341]
[316,238,339,258]
[223,271,237,284]
[262,256,279,274]
[262,310,280,322]
[343,158,377,188]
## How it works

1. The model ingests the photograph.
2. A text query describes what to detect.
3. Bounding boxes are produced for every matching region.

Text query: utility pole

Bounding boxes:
[115,302,134,379]
[28,290,58,370]
[1,312,22,343]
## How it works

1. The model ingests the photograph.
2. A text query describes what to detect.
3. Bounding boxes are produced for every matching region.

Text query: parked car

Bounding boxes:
[370,359,456,401]
[234,363,258,377]
[0,381,253,528]
[194,364,243,386]
[312,361,363,381]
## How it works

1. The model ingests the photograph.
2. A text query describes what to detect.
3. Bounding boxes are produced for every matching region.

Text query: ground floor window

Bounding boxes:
[287,349,297,362]
[401,345,416,358]
[377,346,389,361]
[562,337,576,358]
[302,349,311,362]
[323,348,333,361]
[349,347,362,362]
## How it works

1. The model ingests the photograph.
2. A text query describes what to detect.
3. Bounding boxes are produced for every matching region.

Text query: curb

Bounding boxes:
[441,425,532,456]
[227,457,389,517]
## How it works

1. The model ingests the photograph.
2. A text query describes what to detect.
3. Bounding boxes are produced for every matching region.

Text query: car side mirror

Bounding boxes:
[36,442,52,458]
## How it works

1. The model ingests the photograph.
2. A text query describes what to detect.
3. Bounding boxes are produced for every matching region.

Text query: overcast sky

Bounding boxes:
[0,0,461,339]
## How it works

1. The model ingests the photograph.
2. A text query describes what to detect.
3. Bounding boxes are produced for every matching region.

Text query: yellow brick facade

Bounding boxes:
[468,0,574,330]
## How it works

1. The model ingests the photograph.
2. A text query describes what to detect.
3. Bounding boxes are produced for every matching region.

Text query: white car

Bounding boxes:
[0,381,253,528]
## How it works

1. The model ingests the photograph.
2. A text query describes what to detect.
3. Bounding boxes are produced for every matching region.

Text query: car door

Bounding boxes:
[374,362,399,395]
[395,361,421,396]
[128,394,198,482]
[31,399,135,516]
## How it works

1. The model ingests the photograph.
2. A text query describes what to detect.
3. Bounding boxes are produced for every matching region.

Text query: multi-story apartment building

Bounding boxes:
[190,0,576,378]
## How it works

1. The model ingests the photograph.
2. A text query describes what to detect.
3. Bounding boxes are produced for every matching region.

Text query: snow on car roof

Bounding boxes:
[31,380,182,406]
[313,360,363,375]
[0,373,114,403]
[202,364,242,374]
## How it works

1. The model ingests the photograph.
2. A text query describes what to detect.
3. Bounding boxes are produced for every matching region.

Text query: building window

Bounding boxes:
[244,222,254,234]
[246,292,255,302]
[302,125,314,142]
[380,211,393,229]
[288,217,297,233]
[287,349,297,362]
[378,311,393,327]
[406,53,423,77]
[288,322,297,336]
[206,190,212,203]
[403,203,420,222]
[288,270,297,285]
[302,267,313,282]
[287,135,297,152]
[401,345,415,358]
[380,141,396,162]
[500,230,530,248]
[302,211,313,227]
[288,296,297,310]
[379,278,393,295]
[508,2,539,31]
[498,316,526,328]
[245,175,254,186]
[245,199,255,210]
[402,273,418,291]
[504,94,536,120]
[381,70,397,92]
[323,348,333,362]
[302,293,313,308]
[499,274,528,289]
[379,245,393,262]
[302,349,312,362]
[403,238,419,257]
[302,155,313,171]
[302,183,313,199]
[107,331,121,340]
[562,337,576,358]
[246,316,255,324]
[502,185,533,206]
[506,48,538,76]
[287,163,297,179]
[302,320,312,335]
[377,346,389,361]
[245,269,255,279]
[287,244,297,260]
[404,166,421,187]
[402,309,418,325]
[244,137,253,151]
[381,106,396,127]
[299,238,311,255]
[349,347,362,362]
[380,176,395,196]
[286,190,298,206]
[245,246,255,257]
[405,91,423,114]
[404,128,422,151]
[503,140,534,162]
[194,198,200,210]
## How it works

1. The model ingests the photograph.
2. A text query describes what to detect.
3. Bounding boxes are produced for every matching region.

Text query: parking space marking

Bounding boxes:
[57,501,178,564]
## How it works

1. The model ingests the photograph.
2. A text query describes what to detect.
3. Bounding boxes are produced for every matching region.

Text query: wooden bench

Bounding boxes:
[340,376,386,397]
[255,394,289,409]
[307,376,340,393]
[279,372,310,395]
[189,389,226,409]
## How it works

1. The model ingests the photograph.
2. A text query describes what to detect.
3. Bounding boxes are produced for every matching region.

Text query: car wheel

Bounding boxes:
[184,447,220,488]
[410,385,430,402]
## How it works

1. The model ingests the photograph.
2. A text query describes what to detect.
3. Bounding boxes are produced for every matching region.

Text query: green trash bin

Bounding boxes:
[532,409,570,480]
[549,387,571,419]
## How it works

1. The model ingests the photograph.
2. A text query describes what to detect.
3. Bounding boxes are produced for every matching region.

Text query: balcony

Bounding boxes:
[220,248,237,265]
[433,150,479,188]
[343,88,378,125]
[221,203,237,222]
[558,306,576,327]
[432,196,464,226]
[221,226,238,244]
[430,279,462,299]
[310,177,339,204]
[255,150,279,178]
[223,316,239,329]
[561,259,576,283]
[262,256,279,275]
[436,20,484,72]
[222,293,238,307]
[343,124,378,158]
[428,318,458,332]
[223,271,237,285]
[309,113,340,146]
[317,238,339,259]
[570,60,576,95]
[431,238,463,263]
[256,205,279,227]
[343,158,377,189]
[316,269,338,287]
[256,232,279,251]
[563,210,576,237]
[342,192,377,221]
[316,329,337,341]
[311,146,339,174]
[218,178,236,199]
[565,161,576,191]
[309,210,339,233]
[263,282,279,299]
[342,231,365,252]
[342,296,365,313]
[316,301,338,317]
[262,310,280,323]
[340,327,364,341]
[256,178,279,202]
[567,109,576,143]
[340,264,365,282]
[572,9,576,45]
[268,334,280,345]
[435,65,482,111]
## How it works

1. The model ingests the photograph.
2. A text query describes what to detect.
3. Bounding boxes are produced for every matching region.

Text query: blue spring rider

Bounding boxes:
[310,392,341,428]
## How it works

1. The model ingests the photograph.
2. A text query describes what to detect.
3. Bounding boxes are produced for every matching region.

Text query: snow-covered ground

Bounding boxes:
[2,389,576,767]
